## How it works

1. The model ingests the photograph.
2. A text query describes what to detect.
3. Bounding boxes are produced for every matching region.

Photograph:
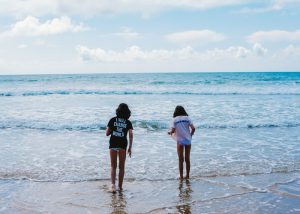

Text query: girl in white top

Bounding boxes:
[168,106,195,180]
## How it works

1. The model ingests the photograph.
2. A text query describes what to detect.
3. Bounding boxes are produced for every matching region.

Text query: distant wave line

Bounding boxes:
[0,120,299,131]
[1,90,300,97]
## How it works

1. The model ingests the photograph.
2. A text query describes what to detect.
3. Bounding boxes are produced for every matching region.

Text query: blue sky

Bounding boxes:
[0,0,299,74]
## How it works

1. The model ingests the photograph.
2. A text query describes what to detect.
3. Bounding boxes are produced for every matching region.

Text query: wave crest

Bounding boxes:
[1,90,300,97]
[0,120,299,132]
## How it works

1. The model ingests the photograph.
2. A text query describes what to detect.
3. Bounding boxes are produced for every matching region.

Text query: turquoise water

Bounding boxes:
[0,72,299,181]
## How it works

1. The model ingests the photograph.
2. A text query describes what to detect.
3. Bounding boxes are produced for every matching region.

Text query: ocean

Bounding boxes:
[0,72,299,213]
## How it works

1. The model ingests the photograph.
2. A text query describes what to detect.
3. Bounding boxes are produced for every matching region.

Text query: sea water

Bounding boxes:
[0,72,299,182]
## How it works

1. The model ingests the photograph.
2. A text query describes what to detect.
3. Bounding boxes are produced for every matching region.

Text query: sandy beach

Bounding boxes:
[1,172,299,214]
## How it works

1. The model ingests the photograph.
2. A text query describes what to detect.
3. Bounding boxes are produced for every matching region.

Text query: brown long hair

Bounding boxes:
[173,105,188,118]
[116,103,131,119]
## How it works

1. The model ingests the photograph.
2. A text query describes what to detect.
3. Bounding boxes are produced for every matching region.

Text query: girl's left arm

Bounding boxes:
[128,129,133,157]
[190,124,196,136]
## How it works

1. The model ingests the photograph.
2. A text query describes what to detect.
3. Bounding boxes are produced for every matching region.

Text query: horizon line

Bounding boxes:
[1,71,300,76]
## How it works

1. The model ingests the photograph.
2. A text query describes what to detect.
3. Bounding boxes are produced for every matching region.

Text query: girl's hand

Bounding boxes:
[127,148,132,158]
[168,128,175,136]
[105,127,111,136]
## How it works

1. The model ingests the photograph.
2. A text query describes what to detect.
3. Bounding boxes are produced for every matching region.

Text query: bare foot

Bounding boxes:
[111,184,117,193]
[178,176,184,180]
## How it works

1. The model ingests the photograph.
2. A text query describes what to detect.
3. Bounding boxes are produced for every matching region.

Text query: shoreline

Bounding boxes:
[1,172,299,213]
[0,169,299,183]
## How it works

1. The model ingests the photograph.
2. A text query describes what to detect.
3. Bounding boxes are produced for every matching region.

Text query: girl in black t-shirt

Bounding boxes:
[106,103,133,193]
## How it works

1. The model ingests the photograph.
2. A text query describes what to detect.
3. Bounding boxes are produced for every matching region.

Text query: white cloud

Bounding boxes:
[113,27,140,39]
[165,30,226,45]
[0,16,89,37]
[0,0,252,17]
[204,46,251,59]
[271,0,300,10]
[247,29,300,43]
[207,43,267,59]
[35,39,46,46]
[280,44,300,57]
[2,44,298,75]
[76,45,195,62]
[2,1,298,18]
[76,43,267,63]
[237,0,300,13]
[18,44,28,49]
[237,7,275,13]
[228,46,250,58]
[253,43,268,56]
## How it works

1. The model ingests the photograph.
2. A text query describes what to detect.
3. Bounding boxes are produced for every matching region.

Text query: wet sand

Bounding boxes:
[1,172,299,214]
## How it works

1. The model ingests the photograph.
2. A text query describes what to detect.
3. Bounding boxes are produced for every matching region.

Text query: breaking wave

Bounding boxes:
[1,90,300,96]
[0,120,299,132]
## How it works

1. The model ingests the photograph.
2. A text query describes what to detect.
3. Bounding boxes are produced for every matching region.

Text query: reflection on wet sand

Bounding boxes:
[176,180,193,214]
[110,191,127,214]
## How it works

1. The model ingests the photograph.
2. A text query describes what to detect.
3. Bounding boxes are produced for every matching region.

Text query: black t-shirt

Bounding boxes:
[107,117,133,149]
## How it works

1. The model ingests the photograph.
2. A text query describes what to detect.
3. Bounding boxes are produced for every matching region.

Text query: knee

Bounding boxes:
[178,157,184,163]
[119,164,125,171]
[185,157,190,163]
[111,164,117,170]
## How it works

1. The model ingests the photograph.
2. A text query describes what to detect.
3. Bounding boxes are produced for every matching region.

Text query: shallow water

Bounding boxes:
[0,72,300,212]
[0,173,299,213]
[0,126,299,182]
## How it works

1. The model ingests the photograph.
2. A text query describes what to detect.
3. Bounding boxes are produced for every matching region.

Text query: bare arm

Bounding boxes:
[128,129,133,157]
[168,127,175,135]
[190,124,196,136]
[105,127,111,136]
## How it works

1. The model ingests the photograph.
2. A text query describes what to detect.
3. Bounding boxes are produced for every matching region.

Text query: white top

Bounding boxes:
[171,116,193,144]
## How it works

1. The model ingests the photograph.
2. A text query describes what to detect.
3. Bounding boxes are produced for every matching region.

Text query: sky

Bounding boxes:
[0,0,300,74]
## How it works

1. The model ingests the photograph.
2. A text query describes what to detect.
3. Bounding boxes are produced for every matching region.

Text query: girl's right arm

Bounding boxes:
[106,127,111,136]
[168,128,175,135]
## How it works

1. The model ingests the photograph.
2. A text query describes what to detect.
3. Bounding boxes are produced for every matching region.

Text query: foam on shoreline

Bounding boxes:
[1,172,299,214]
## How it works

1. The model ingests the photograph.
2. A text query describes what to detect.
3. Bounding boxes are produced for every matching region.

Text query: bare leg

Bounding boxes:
[177,143,184,179]
[110,149,118,192]
[185,145,191,179]
[118,149,126,190]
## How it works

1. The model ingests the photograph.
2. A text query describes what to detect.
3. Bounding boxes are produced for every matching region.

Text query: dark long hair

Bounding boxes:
[173,105,188,118]
[116,103,131,119]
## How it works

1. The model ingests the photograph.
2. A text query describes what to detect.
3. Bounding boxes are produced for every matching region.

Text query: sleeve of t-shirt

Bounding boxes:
[127,120,133,130]
[188,117,193,125]
[170,118,175,129]
[107,118,114,129]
